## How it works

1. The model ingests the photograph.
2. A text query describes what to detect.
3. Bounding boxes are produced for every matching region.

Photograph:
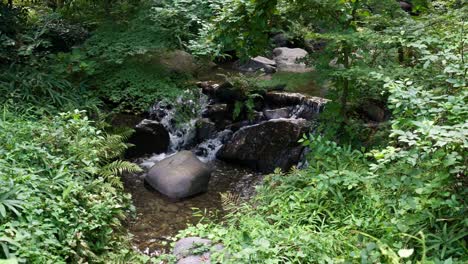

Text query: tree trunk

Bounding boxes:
[340,43,351,122]
[104,0,112,17]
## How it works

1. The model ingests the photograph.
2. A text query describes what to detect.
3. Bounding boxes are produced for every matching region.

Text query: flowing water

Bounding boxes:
[122,69,326,256]
[122,160,262,256]
[123,92,263,256]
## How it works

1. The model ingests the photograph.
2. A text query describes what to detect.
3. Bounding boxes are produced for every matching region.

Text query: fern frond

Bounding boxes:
[97,134,128,161]
[100,160,142,179]
[115,127,135,141]
[220,192,242,215]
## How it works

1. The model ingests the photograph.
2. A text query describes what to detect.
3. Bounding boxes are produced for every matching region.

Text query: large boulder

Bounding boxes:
[126,119,170,158]
[234,56,277,73]
[157,50,197,74]
[146,151,212,199]
[273,47,312,73]
[174,237,223,264]
[217,119,310,173]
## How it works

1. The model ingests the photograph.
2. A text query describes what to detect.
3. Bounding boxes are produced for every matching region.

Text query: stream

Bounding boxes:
[121,62,326,257]
[122,160,262,255]
[122,84,264,256]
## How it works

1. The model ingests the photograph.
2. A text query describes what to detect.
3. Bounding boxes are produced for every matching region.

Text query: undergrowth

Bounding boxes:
[0,110,147,263]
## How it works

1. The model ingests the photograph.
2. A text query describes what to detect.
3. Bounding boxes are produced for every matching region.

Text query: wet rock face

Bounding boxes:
[273,47,312,73]
[126,119,170,158]
[263,107,291,120]
[202,104,231,124]
[196,118,217,142]
[265,91,329,120]
[217,119,310,173]
[146,151,212,199]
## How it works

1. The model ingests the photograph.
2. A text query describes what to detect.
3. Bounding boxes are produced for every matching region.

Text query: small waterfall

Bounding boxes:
[195,129,233,162]
[149,90,209,152]
[140,86,327,169]
[290,96,327,119]
[142,89,228,167]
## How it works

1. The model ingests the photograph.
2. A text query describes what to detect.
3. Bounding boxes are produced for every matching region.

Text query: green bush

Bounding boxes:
[0,110,145,263]
[180,131,466,263]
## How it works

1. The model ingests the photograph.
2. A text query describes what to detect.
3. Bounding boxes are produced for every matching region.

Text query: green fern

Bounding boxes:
[220,192,242,215]
[100,160,142,177]
[99,160,142,188]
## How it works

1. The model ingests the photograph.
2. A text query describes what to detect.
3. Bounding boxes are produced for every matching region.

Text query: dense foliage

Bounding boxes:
[175,1,468,263]
[1,0,466,263]
[0,110,147,263]
[0,0,193,262]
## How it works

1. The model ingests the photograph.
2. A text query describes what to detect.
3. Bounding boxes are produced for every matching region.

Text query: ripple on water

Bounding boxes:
[122,159,264,256]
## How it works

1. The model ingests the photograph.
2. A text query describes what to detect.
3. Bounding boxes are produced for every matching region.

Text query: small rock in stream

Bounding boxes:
[174,237,223,264]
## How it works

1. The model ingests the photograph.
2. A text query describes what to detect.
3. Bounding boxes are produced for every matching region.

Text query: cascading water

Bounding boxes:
[149,90,206,153]
[124,84,328,256]
[194,129,233,162]
[141,90,232,169]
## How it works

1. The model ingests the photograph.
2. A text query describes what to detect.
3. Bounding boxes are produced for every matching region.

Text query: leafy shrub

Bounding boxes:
[93,60,194,114]
[0,110,145,263]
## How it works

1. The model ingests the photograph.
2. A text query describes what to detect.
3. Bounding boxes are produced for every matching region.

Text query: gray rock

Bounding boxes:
[273,47,312,73]
[126,119,170,158]
[174,237,223,264]
[158,50,197,74]
[263,107,291,119]
[146,151,212,199]
[202,104,231,123]
[218,119,311,173]
[235,56,277,73]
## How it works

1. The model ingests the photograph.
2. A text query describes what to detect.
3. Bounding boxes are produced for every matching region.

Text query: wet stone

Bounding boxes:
[163,203,179,213]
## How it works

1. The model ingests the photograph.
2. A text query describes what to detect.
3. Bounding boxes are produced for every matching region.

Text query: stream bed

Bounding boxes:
[120,60,326,257]
[122,158,263,255]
